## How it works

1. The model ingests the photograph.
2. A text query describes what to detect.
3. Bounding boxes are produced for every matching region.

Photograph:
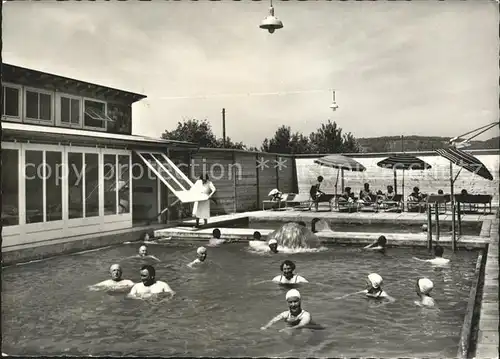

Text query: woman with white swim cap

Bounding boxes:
[260,289,314,331]
[268,239,278,253]
[362,273,395,302]
[415,278,435,307]
[187,246,207,267]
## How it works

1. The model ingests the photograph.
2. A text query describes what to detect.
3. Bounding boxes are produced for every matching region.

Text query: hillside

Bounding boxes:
[356,136,499,153]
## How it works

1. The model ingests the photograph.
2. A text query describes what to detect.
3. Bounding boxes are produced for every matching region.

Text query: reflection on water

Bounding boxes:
[2,242,478,358]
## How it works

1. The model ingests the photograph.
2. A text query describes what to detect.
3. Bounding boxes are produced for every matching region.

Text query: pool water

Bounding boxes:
[247,220,482,236]
[2,242,479,357]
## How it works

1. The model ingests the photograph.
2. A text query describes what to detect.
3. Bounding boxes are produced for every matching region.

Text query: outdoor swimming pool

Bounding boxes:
[246,219,483,236]
[2,242,479,357]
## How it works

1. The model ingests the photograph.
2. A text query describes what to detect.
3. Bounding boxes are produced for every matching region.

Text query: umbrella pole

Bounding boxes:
[402,170,405,212]
[341,168,345,193]
[393,169,397,195]
[450,162,456,252]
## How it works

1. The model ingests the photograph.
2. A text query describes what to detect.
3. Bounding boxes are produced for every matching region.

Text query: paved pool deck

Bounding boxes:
[475,216,499,359]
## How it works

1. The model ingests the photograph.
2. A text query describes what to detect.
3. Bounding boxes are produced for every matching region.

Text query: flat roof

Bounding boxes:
[1,122,198,149]
[2,63,147,103]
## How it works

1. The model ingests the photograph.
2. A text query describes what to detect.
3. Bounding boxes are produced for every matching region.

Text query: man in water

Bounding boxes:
[208,228,226,247]
[128,264,175,299]
[268,239,279,253]
[413,245,450,265]
[415,278,435,307]
[89,264,135,291]
[137,245,160,261]
[253,231,263,241]
[187,246,207,267]
[261,289,313,331]
[272,260,308,285]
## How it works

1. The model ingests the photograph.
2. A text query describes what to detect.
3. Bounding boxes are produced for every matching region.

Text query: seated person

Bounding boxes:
[359,183,376,203]
[272,260,308,285]
[407,187,427,212]
[437,189,444,195]
[413,245,450,265]
[89,264,135,291]
[309,176,326,211]
[384,185,396,201]
[268,188,283,202]
[339,187,355,202]
[375,190,385,203]
[127,265,175,299]
[414,278,435,307]
[363,236,387,253]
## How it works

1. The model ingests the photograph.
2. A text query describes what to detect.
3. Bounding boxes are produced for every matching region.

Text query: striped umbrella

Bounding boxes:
[314,154,366,197]
[377,154,432,210]
[435,147,493,181]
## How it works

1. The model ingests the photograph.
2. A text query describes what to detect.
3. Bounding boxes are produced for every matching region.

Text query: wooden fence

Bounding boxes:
[163,148,296,221]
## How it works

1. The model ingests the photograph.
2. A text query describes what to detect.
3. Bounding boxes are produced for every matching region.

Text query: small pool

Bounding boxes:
[246,219,483,236]
[2,242,479,357]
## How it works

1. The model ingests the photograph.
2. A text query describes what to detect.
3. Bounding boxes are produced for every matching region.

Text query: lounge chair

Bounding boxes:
[427,194,450,214]
[454,194,492,214]
[262,193,293,211]
[337,197,359,213]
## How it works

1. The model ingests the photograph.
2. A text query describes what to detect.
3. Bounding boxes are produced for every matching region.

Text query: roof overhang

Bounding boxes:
[2,63,147,104]
[1,122,199,151]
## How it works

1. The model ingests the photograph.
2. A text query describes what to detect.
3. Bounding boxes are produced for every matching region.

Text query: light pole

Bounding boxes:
[329,90,339,111]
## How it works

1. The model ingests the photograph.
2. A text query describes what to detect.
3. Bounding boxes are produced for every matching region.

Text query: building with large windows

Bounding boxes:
[1,63,198,249]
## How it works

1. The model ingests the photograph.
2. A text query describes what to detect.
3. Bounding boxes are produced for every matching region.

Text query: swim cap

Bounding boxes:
[285,289,301,300]
[418,278,434,294]
[139,245,147,251]
[268,239,278,245]
[197,246,207,254]
[368,273,383,288]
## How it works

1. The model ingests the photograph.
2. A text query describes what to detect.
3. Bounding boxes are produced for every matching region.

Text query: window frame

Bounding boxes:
[23,86,55,125]
[83,97,108,132]
[56,92,83,129]
[2,82,22,122]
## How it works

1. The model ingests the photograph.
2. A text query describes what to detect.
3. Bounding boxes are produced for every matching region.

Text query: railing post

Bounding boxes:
[434,202,440,242]
[457,201,462,235]
[451,202,457,252]
[427,204,433,251]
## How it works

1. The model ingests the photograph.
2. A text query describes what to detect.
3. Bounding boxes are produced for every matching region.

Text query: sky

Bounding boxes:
[2,0,499,148]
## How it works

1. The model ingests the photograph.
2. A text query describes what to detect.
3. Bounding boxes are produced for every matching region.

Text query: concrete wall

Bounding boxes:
[295,150,500,205]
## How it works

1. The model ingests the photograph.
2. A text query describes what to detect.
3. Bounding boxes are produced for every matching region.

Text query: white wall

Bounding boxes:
[296,152,500,205]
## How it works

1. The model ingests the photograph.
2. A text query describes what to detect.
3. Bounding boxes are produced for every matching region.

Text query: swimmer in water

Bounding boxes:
[413,245,450,265]
[89,264,135,291]
[415,278,435,307]
[253,231,263,241]
[136,245,160,261]
[187,246,207,267]
[128,264,175,299]
[260,289,314,331]
[268,239,279,253]
[363,235,387,253]
[208,228,226,247]
[361,273,395,302]
[272,260,308,285]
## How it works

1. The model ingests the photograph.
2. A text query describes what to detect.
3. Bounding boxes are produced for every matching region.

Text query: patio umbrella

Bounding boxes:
[435,146,494,251]
[314,154,366,196]
[376,154,432,209]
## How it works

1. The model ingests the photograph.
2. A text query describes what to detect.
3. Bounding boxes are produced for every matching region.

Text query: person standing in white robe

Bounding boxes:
[192,174,216,228]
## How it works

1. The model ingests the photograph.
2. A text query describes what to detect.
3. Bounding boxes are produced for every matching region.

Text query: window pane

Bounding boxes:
[71,98,80,124]
[2,149,19,226]
[84,100,106,128]
[68,152,84,219]
[26,91,39,119]
[118,155,130,213]
[45,151,63,222]
[4,87,20,117]
[85,153,99,217]
[39,93,52,121]
[103,154,117,215]
[60,97,70,123]
[25,150,44,224]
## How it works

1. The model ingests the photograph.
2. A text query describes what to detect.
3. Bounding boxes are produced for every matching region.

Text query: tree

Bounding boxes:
[260,125,311,154]
[308,120,359,153]
[161,119,246,149]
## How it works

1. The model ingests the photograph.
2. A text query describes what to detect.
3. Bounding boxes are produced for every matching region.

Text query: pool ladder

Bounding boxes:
[426,202,462,253]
